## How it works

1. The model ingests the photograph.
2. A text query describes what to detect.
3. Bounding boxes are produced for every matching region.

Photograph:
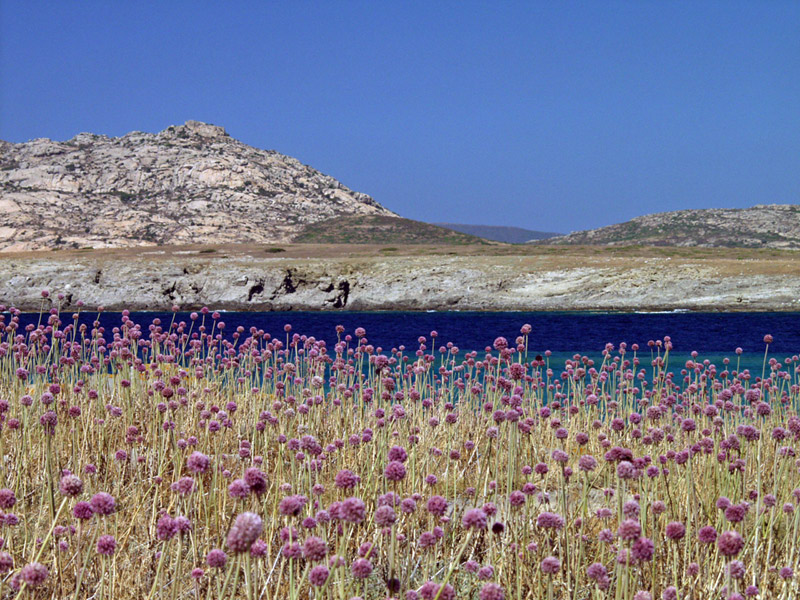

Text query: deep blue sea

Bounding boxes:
[12,311,800,374]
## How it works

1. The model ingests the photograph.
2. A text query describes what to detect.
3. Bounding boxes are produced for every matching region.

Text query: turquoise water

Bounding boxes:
[9,310,796,378]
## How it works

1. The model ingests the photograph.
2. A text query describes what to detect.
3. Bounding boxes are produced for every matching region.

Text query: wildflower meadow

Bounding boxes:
[0,297,798,600]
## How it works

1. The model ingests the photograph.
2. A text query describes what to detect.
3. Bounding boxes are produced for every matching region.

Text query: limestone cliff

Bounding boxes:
[0,248,797,312]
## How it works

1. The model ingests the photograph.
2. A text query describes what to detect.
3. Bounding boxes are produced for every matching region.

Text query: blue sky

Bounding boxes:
[1,1,798,233]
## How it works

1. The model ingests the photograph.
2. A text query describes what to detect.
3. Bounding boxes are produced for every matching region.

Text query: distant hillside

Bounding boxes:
[544,204,800,249]
[294,215,486,244]
[0,120,394,251]
[434,223,561,243]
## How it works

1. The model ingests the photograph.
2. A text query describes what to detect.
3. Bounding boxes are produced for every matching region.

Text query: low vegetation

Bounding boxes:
[0,298,797,598]
[292,216,487,245]
[544,205,800,249]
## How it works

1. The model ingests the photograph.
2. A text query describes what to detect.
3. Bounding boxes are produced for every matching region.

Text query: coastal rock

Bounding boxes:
[0,252,797,312]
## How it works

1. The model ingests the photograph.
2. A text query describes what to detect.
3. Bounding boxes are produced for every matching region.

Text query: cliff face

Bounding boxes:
[1,249,797,312]
[0,120,394,251]
[545,204,800,249]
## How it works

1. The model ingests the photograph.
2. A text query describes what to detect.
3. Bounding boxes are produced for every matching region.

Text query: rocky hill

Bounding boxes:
[0,120,396,251]
[544,204,800,249]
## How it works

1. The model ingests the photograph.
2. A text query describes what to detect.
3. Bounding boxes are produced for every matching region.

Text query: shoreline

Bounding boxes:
[1,245,798,313]
[5,307,800,314]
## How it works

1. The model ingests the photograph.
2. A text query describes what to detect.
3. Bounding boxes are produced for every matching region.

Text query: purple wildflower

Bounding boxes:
[351,558,373,579]
[90,492,116,516]
[462,508,488,530]
[340,497,367,523]
[96,535,117,556]
[227,512,263,553]
[206,549,227,568]
[20,562,48,587]
[717,530,745,557]
[59,474,83,497]
[541,556,561,574]
[309,565,329,586]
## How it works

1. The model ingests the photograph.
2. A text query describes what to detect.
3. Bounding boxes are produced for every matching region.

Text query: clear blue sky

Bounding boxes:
[1,1,798,233]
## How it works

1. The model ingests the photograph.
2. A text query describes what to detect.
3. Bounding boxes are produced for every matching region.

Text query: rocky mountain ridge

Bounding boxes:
[545,204,800,249]
[0,120,394,251]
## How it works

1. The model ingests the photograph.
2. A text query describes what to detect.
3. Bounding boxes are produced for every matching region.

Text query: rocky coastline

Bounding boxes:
[1,251,797,312]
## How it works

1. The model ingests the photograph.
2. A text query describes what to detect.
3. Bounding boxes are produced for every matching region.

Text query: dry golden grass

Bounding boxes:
[0,314,799,599]
[3,242,797,273]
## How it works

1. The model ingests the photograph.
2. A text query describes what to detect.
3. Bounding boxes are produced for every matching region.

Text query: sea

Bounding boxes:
[11,310,800,376]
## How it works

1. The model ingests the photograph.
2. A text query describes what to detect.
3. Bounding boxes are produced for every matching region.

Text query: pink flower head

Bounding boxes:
[478,565,494,580]
[617,461,638,479]
[725,504,747,523]
[587,562,608,581]
[228,479,250,499]
[631,537,654,562]
[186,451,210,474]
[174,515,192,535]
[226,512,263,553]
[697,526,718,544]
[335,469,360,490]
[665,521,685,541]
[426,495,448,517]
[90,492,116,516]
[351,557,373,579]
[250,539,268,557]
[0,489,16,509]
[388,445,408,462]
[479,583,505,600]
[420,581,455,600]
[537,512,565,529]
[156,515,177,540]
[309,565,329,586]
[39,410,57,434]
[73,501,93,520]
[0,551,13,573]
[244,467,268,496]
[717,530,745,557]
[206,549,227,568]
[375,505,397,527]
[509,490,526,507]
[385,461,407,481]
[59,474,83,497]
[20,562,48,587]
[618,519,641,540]
[418,531,437,549]
[541,556,561,574]
[462,508,488,530]
[279,495,308,517]
[96,535,117,556]
[340,497,366,523]
[171,477,195,496]
[302,536,327,562]
[727,560,746,580]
